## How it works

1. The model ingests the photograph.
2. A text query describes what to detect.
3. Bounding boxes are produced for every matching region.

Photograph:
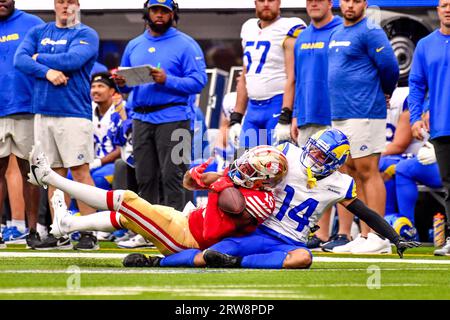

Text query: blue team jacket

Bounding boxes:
[120,27,207,124]
[0,10,43,116]
[409,29,450,139]
[328,18,399,120]
[293,16,342,127]
[14,22,99,120]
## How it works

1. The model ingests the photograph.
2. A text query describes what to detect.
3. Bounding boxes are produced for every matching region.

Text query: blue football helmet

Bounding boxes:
[300,128,350,177]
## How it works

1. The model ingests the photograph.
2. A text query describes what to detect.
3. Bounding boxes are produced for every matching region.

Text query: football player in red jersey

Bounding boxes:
[29,144,287,266]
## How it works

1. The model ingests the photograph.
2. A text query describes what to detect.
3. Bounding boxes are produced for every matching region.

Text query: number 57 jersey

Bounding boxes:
[241,17,305,100]
[262,143,357,243]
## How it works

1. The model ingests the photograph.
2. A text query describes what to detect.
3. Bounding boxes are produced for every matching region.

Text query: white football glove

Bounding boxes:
[229,123,242,148]
[417,141,436,165]
[274,123,291,144]
[89,158,102,170]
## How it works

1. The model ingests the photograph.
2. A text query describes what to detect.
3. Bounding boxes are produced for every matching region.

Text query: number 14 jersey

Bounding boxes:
[262,143,356,243]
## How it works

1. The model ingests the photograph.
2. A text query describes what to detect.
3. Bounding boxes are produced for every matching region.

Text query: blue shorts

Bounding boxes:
[209,225,312,258]
[240,94,283,148]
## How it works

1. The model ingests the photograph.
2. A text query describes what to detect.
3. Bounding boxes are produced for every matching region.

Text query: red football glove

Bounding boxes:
[189,157,213,188]
[209,176,234,193]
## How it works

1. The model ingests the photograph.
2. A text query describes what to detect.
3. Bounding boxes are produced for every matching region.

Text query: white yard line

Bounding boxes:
[0,286,321,299]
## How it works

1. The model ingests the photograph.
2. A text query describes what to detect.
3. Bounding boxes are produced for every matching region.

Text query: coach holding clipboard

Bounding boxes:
[113,0,207,211]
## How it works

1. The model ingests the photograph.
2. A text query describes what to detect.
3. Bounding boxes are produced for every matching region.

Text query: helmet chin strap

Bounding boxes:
[306,166,317,189]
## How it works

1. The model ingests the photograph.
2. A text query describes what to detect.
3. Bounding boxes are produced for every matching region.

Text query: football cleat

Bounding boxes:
[122,253,162,268]
[117,234,154,249]
[203,250,242,268]
[28,145,51,189]
[49,189,70,238]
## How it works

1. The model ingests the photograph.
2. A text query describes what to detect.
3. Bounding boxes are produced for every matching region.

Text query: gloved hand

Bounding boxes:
[189,157,213,188]
[417,141,437,165]
[229,112,243,148]
[89,158,102,170]
[274,107,293,144]
[395,237,421,258]
[274,123,291,144]
[209,176,234,193]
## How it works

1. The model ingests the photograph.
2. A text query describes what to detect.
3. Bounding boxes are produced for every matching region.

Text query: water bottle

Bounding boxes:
[433,213,446,247]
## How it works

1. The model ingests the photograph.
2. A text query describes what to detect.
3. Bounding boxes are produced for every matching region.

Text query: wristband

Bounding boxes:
[230,112,244,126]
[278,107,293,125]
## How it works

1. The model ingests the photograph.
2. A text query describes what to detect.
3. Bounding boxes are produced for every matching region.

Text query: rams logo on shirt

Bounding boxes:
[41,38,68,46]
[148,47,156,53]
[0,33,19,43]
[300,42,325,50]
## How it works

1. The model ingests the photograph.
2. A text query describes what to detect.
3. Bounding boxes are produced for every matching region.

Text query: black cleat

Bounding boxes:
[33,234,73,250]
[203,250,242,268]
[74,232,99,251]
[26,229,41,249]
[123,253,162,268]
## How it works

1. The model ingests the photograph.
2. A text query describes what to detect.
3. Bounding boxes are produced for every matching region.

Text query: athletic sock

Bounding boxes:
[159,249,202,267]
[11,219,26,234]
[47,171,118,210]
[65,211,121,233]
[241,251,287,269]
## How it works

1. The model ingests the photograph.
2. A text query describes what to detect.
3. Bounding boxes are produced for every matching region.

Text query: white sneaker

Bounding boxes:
[28,144,51,189]
[96,231,113,241]
[117,234,154,249]
[333,234,367,253]
[49,189,70,238]
[351,233,392,254]
[434,237,450,256]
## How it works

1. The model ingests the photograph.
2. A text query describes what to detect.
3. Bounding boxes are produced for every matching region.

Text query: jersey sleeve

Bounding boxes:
[285,18,307,38]
[242,189,275,223]
[344,178,357,201]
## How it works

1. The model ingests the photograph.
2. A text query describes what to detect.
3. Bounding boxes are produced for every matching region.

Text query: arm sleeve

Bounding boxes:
[164,42,207,95]
[366,28,399,96]
[14,27,50,79]
[202,192,236,242]
[408,42,428,125]
[346,198,400,244]
[36,28,99,72]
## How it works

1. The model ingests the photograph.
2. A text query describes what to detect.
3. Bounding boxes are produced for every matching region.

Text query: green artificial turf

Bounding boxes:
[0,243,448,300]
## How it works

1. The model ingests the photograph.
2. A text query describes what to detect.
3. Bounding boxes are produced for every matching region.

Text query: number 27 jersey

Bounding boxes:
[241,17,305,100]
[262,143,356,243]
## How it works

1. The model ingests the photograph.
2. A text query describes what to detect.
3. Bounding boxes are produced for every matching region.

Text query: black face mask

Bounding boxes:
[148,18,173,34]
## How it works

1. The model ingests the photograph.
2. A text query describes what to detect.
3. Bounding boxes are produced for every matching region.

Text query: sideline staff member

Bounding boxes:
[114,0,207,211]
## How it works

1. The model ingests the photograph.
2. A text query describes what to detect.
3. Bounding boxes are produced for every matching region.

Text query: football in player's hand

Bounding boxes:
[218,187,246,215]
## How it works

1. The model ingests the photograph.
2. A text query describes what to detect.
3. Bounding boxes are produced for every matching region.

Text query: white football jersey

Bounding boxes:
[386,87,422,155]
[92,103,116,159]
[262,143,356,243]
[241,17,306,100]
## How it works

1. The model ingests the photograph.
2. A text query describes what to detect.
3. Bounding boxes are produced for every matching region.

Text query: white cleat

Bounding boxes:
[333,234,366,253]
[351,232,392,254]
[28,144,51,189]
[117,234,155,249]
[50,189,70,238]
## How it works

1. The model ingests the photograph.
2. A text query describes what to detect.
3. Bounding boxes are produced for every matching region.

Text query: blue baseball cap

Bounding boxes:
[147,0,175,11]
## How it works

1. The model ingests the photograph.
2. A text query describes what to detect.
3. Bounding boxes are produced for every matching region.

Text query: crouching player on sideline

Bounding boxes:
[28,145,288,266]
[140,129,419,269]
